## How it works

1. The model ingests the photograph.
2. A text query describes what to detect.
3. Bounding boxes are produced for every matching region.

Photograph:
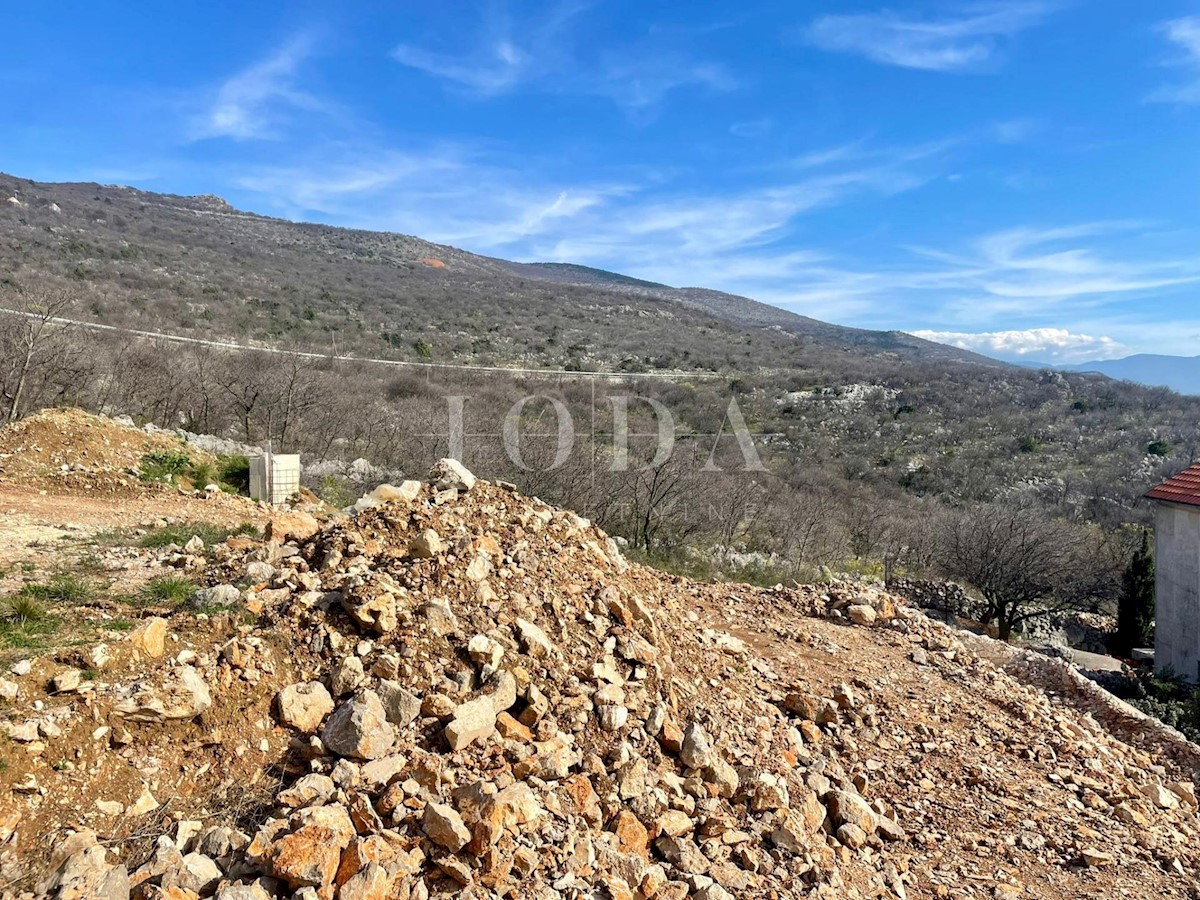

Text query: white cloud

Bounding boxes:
[392,39,534,95]
[911,328,1129,363]
[392,3,732,112]
[192,36,324,141]
[914,224,1200,315]
[730,119,772,139]
[594,56,735,110]
[1150,17,1200,104]
[805,4,1049,71]
[230,136,942,326]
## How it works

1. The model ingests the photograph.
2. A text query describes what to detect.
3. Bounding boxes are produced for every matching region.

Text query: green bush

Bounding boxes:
[1098,668,1200,743]
[218,455,251,494]
[140,450,193,482]
[317,475,356,509]
[187,460,218,487]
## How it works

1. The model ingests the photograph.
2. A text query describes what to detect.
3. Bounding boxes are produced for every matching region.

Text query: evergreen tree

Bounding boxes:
[1115,530,1155,655]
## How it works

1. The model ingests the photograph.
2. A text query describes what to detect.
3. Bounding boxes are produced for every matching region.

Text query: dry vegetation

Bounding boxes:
[1,173,1198,639]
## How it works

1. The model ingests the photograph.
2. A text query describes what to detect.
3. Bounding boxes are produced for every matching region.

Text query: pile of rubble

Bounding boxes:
[17,460,1200,899]
[0,408,216,493]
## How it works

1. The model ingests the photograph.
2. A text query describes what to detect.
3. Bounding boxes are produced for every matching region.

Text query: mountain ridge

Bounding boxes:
[1063,353,1200,396]
[0,171,994,371]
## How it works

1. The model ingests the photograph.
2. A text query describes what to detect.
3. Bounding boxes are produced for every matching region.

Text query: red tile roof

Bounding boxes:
[1146,462,1200,508]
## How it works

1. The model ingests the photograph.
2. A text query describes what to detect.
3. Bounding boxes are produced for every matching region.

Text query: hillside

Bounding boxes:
[4,172,1200,599]
[0,173,985,372]
[5,435,1200,898]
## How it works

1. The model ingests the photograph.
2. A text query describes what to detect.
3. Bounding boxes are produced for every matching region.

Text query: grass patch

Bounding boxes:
[2,593,49,627]
[137,521,259,550]
[16,572,97,604]
[139,575,197,606]
[0,607,59,650]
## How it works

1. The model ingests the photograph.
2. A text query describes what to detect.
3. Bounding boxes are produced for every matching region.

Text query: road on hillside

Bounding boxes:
[0,307,718,382]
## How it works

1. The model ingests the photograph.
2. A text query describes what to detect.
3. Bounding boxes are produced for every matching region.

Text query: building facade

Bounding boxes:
[1146,463,1200,681]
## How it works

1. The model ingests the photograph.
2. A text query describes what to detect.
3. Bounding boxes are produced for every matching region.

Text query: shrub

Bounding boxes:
[218,455,251,494]
[317,475,356,509]
[139,450,193,482]
[187,460,218,487]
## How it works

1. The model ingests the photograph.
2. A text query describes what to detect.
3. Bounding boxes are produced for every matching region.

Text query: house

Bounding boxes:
[1145,462,1200,681]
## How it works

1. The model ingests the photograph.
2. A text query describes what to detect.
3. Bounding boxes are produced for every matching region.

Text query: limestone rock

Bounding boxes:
[680,722,713,769]
[429,458,477,493]
[276,681,335,733]
[130,616,169,658]
[409,529,446,559]
[112,666,212,723]
[847,604,877,626]
[321,690,396,759]
[377,680,422,727]
[423,802,471,851]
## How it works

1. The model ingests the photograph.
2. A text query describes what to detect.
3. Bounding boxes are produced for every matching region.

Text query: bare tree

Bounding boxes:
[0,288,78,422]
[937,501,1118,640]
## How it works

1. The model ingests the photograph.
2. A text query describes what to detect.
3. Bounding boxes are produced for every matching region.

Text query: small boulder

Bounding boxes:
[428,458,477,493]
[321,690,396,760]
[276,681,335,733]
[130,617,169,658]
[422,802,471,851]
[847,604,877,626]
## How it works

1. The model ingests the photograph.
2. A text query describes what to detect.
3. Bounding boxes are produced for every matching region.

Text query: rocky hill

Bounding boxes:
[0,172,985,372]
[5,444,1200,899]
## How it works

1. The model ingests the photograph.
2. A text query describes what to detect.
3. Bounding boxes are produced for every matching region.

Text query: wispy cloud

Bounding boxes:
[594,55,735,110]
[918,224,1200,309]
[730,119,772,139]
[910,327,1128,363]
[392,3,733,113]
[229,136,943,325]
[805,3,1049,71]
[232,145,633,250]
[1149,17,1200,104]
[192,35,324,141]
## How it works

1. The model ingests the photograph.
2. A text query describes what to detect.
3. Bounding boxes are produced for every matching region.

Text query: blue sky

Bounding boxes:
[3,1,1200,363]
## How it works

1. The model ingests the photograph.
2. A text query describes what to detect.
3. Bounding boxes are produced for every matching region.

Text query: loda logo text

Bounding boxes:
[440,394,765,472]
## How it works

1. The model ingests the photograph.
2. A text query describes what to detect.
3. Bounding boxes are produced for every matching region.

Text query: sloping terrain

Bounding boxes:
[4,453,1199,899]
[0,172,984,372]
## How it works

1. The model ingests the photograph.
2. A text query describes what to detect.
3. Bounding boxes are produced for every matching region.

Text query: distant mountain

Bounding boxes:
[1065,355,1200,395]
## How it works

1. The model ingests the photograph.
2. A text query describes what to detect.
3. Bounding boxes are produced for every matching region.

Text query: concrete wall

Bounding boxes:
[1155,503,1200,681]
[249,454,301,506]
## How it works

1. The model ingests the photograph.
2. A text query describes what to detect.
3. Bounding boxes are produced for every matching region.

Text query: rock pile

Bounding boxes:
[15,460,1200,899]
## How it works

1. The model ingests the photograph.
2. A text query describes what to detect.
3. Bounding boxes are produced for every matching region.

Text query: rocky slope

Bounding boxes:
[0,172,984,371]
[6,462,1200,899]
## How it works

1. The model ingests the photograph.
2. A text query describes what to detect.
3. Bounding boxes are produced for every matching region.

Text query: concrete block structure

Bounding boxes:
[1146,463,1200,681]
[249,453,301,506]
